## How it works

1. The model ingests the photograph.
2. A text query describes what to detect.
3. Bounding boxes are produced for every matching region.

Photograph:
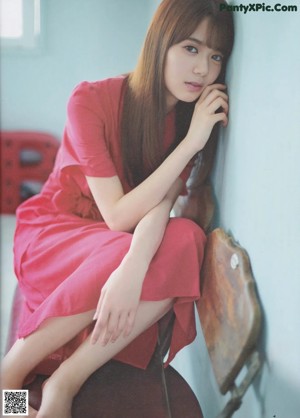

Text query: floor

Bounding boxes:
[1,215,17,358]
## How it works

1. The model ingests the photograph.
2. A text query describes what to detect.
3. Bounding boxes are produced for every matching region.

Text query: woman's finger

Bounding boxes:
[93,288,105,320]
[200,89,228,109]
[199,83,227,103]
[123,310,137,338]
[101,311,119,346]
[91,306,110,344]
[208,97,229,115]
[111,311,127,343]
[211,111,228,128]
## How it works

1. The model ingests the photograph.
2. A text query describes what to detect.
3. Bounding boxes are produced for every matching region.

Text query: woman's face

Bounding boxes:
[164,18,224,111]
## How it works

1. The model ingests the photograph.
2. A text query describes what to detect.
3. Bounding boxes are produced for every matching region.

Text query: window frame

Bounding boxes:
[0,0,41,51]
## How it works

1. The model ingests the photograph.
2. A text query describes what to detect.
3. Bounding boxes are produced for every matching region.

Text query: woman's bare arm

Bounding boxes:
[87,84,228,231]
[87,84,228,232]
[86,138,193,232]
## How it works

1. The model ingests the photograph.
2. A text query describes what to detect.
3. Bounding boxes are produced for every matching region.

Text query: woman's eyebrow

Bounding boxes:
[186,36,223,53]
[186,37,205,45]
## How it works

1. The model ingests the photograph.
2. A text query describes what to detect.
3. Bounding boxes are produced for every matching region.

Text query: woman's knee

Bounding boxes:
[165,217,206,243]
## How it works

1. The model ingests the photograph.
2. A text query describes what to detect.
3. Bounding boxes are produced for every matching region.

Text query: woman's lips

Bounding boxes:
[185,82,203,92]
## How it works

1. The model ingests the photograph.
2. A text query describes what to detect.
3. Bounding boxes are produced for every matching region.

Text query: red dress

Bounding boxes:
[14,76,206,371]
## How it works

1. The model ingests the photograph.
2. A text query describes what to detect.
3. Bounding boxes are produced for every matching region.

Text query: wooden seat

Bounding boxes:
[24,357,203,418]
[196,228,262,417]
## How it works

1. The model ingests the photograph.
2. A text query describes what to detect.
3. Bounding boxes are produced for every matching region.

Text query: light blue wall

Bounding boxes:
[172,4,300,418]
[1,0,151,138]
[213,7,300,417]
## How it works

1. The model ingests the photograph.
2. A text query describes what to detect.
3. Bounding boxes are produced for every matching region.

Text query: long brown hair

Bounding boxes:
[121,0,234,188]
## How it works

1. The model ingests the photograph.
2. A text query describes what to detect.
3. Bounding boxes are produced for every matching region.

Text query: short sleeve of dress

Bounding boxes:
[64,81,118,178]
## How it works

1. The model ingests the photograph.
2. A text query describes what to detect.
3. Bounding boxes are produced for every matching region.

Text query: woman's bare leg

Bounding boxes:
[37,299,173,418]
[1,310,96,418]
[1,310,95,391]
[1,299,173,418]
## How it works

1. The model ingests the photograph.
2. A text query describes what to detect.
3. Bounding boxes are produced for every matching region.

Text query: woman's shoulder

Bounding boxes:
[70,75,126,105]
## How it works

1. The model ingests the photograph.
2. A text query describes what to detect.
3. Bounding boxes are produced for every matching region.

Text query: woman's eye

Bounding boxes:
[185,45,198,54]
[212,54,223,63]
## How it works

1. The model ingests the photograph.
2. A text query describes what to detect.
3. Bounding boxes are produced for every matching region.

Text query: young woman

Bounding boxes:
[1,0,234,417]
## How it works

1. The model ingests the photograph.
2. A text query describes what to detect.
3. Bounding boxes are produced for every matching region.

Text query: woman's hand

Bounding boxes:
[185,83,229,153]
[90,185,180,347]
[91,258,145,346]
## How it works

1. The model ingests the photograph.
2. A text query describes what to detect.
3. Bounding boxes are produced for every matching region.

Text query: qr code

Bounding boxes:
[2,390,28,416]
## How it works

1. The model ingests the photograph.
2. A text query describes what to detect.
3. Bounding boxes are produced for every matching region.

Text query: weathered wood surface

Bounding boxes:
[197,228,262,394]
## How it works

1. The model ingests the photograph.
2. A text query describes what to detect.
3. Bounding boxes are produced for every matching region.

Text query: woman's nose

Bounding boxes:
[193,57,209,77]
